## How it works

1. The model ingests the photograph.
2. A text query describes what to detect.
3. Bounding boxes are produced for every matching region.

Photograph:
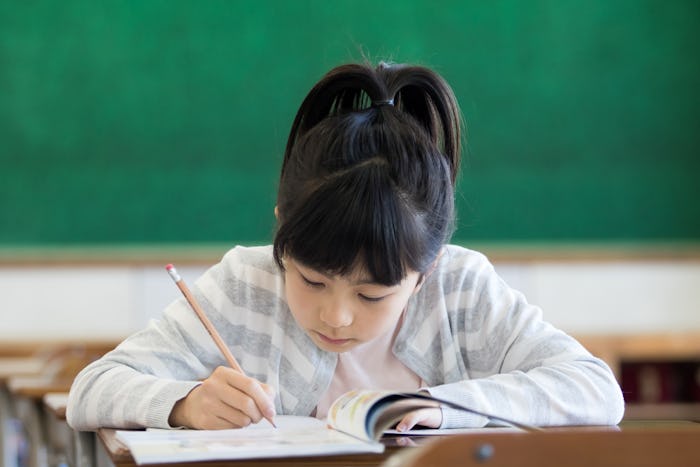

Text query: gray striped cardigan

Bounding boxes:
[67,245,624,430]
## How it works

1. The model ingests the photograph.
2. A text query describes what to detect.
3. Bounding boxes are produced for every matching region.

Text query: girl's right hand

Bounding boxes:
[168,366,276,429]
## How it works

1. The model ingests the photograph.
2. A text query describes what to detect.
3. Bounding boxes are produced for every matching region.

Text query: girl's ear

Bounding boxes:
[274,206,279,220]
[413,274,426,295]
[413,248,444,294]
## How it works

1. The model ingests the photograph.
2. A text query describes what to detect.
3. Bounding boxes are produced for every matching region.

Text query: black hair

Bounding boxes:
[273,62,462,286]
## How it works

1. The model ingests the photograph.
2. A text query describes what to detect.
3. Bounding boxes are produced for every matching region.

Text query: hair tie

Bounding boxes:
[372,98,394,108]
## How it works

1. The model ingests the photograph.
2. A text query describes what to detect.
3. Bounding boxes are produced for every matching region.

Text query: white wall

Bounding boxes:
[0,265,207,340]
[1,260,699,340]
[494,261,700,334]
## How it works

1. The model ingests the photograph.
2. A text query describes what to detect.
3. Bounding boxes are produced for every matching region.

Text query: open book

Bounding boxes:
[116,389,529,464]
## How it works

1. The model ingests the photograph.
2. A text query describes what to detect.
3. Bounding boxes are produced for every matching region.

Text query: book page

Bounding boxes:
[367,397,440,437]
[384,426,523,436]
[327,390,438,441]
[116,416,383,464]
[326,390,390,441]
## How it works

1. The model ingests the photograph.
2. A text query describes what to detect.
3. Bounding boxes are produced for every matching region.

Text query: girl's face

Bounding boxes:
[283,257,423,353]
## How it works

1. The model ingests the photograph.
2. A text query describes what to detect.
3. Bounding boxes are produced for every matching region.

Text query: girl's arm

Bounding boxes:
[67,293,274,431]
[66,303,212,430]
[422,250,625,428]
[433,321,624,428]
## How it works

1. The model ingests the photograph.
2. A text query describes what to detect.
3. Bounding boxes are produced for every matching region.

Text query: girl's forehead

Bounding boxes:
[292,256,414,287]
[294,257,373,283]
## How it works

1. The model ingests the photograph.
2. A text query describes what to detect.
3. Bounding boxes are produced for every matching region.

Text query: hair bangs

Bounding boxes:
[276,159,422,286]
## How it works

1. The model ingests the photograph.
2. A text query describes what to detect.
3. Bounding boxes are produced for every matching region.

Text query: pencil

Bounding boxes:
[165,263,277,428]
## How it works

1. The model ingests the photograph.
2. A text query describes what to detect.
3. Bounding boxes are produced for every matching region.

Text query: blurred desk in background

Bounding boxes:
[0,341,117,467]
[576,332,700,422]
[7,377,74,467]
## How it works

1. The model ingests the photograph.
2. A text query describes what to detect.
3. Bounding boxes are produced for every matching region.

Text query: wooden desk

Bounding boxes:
[576,332,700,422]
[94,422,700,467]
[8,376,75,400]
[384,422,700,467]
[0,340,122,360]
[6,374,100,467]
[0,341,118,467]
[0,358,46,379]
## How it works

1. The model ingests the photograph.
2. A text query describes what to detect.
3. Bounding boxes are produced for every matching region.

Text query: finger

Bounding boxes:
[395,408,442,432]
[179,384,254,429]
[201,367,275,426]
[395,413,419,432]
[222,371,277,422]
[206,412,253,430]
[200,389,256,428]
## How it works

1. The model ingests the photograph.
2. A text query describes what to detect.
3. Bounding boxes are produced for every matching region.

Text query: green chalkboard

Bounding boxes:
[1,0,699,246]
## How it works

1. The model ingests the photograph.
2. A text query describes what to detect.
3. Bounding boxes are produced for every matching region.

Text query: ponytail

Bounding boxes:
[282,62,462,184]
[379,62,461,183]
[275,61,463,284]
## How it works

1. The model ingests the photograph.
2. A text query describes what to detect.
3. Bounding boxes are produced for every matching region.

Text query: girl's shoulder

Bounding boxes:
[214,244,282,283]
[424,244,503,298]
[440,244,495,273]
[220,244,275,267]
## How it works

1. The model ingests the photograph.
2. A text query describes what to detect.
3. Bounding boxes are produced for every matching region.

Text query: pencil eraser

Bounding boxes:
[165,264,174,271]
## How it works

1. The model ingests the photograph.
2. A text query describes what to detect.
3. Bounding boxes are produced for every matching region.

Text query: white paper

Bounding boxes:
[116,416,383,465]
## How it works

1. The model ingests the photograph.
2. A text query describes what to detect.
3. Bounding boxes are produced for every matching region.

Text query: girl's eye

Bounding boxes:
[301,274,324,288]
[359,294,384,303]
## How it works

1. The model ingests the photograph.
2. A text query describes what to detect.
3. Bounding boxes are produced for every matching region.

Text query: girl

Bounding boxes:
[67,62,624,431]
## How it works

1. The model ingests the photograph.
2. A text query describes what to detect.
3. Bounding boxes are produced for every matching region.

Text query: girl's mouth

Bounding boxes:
[315,332,353,347]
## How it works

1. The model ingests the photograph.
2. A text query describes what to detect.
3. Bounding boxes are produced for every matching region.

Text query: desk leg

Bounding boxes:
[42,407,72,467]
[93,435,114,467]
[1,385,29,467]
[72,431,94,467]
[1,385,13,467]
[15,397,48,467]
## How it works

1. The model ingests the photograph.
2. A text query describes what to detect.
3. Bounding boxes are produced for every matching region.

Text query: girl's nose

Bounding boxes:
[319,299,353,328]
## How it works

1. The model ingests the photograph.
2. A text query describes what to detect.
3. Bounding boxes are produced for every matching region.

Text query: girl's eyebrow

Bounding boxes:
[345,274,399,288]
[294,260,398,287]
[349,276,386,286]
